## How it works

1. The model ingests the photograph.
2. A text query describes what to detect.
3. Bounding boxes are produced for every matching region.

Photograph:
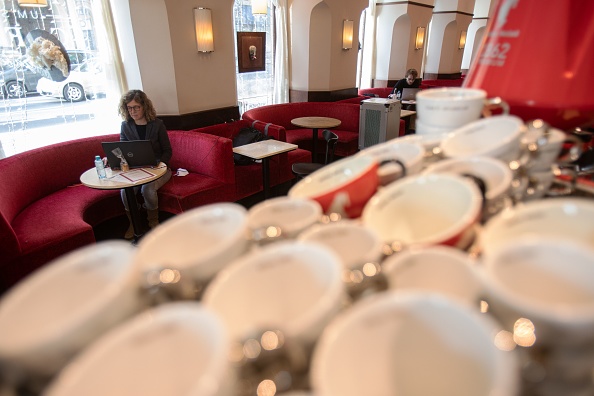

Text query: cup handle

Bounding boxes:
[519,119,553,169]
[557,134,584,167]
[379,159,407,178]
[461,173,487,208]
[483,96,510,116]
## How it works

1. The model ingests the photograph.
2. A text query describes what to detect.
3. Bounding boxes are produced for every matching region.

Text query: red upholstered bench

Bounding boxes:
[0,135,124,293]
[242,102,363,158]
[189,120,311,201]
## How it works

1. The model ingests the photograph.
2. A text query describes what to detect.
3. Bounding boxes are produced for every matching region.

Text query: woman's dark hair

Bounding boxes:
[405,68,419,79]
[118,89,157,122]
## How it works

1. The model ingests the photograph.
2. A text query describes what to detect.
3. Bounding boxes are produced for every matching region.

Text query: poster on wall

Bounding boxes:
[237,32,265,73]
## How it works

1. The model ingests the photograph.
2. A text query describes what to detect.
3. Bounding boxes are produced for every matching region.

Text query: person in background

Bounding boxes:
[390,68,420,98]
[117,89,172,239]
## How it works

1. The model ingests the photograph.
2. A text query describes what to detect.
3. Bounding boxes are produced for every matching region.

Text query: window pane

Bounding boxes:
[233,0,274,116]
[0,0,121,158]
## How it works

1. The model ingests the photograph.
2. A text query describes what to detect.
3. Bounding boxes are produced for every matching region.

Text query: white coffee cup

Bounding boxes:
[0,241,141,378]
[397,133,451,165]
[44,302,233,396]
[247,196,322,240]
[480,237,594,346]
[416,87,509,128]
[523,125,567,171]
[415,117,457,136]
[479,198,594,258]
[523,166,556,201]
[288,155,381,218]
[361,173,483,248]
[298,220,384,270]
[310,291,519,396]
[440,115,526,164]
[134,203,250,284]
[424,156,513,219]
[202,241,345,346]
[357,140,425,185]
[382,246,483,308]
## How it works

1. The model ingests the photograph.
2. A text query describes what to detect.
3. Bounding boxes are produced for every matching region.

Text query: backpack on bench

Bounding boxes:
[232,123,274,165]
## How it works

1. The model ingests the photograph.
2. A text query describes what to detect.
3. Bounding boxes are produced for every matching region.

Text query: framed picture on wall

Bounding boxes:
[237,32,265,73]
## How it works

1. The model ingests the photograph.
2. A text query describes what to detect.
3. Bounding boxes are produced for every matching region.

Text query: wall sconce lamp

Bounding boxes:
[459,30,467,49]
[252,0,267,15]
[415,27,426,50]
[18,0,48,7]
[343,20,354,50]
[194,7,214,53]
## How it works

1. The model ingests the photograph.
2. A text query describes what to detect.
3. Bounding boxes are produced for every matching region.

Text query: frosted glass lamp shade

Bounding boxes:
[343,20,354,50]
[194,8,214,53]
[18,0,48,6]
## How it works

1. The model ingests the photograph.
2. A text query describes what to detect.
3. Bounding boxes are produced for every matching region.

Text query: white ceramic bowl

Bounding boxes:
[247,196,322,238]
[440,115,526,163]
[382,246,483,308]
[289,155,380,218]
[362,173,483,248]
[134,203,249,282]
[310,292,519,396]
[424,156,513,203]
[416,87,487,127]
[480,237,594,346]
[202,241,345,345]
[357,140,425,185]
[44,302,232,396]
[479,198,594,258]
[0,241,140,377]
[298,220,384,270]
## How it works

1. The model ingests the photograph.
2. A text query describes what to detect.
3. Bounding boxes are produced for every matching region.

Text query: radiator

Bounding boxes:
[358,98,402,150]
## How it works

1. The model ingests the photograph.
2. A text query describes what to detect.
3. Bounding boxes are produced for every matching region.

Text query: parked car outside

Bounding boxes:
[0,50,98,99]
[36,59,106,102]
[0,58,41,98]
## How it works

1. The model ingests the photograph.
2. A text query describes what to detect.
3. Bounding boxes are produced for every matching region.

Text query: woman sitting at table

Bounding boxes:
[118,89,172,239]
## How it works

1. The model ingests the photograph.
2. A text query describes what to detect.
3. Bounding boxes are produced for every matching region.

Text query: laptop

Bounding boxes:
[102,140,158,169]
[401,87,420,101]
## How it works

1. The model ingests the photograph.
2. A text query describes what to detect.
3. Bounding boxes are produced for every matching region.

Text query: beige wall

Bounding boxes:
[111,0,490,115]
[289,0,367,92]
[112,0,237,116]
[374,1,433,83]
[425,0,474,76]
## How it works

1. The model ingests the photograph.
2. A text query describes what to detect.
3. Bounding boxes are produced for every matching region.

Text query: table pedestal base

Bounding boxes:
[124,187,144,244]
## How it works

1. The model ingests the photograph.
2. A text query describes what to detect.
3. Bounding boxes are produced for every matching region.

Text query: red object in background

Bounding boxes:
[464,0,594,131]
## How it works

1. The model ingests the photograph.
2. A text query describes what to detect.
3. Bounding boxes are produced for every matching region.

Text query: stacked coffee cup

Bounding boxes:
[415,87,508,138]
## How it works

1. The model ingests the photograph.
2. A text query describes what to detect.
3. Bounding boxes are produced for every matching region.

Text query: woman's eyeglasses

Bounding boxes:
[127,105,142,112]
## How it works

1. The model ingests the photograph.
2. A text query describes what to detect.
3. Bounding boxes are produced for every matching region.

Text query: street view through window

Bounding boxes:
[0,0,120,159]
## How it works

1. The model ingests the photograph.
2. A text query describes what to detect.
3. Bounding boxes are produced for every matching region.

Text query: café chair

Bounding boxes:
[292,129,339,179]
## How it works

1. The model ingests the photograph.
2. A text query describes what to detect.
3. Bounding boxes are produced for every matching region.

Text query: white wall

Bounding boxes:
[111,0,237,115]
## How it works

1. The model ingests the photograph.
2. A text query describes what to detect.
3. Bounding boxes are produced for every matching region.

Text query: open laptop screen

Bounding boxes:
[102,140,157,169]
[401,88,420,101]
